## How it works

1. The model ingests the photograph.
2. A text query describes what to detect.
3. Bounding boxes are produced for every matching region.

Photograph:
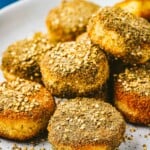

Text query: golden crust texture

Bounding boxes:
[40,41,109,98]
[0,78,55,141]
[76,32,90,42]
[87,7,150,64]
[76,33,127,75]
[48,98,126,150]
[46,0,99,42]
[114,67,150,125]
[115,0,150,21]
[1,32,54,83]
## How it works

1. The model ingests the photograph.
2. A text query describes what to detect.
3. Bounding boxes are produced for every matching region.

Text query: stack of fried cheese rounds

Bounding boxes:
[87,6,150,126]
[48,97,126,150]
[40,40,109,98]
[46,0,100,42]
[87,7,150,65]
[0,78,55,141]
[114,65,150,126]
[1,32,54,83]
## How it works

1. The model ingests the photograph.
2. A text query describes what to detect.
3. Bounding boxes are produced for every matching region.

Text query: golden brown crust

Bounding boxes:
[142,0,150,20]
[1,32,54,83]
[115,0,142,17]
[114,67,150,125]
[52,144,111,150]
[46,0,99,42]
[87,7,150,64]
[0,78,55,141]
[48,98,126,150]
[115,0,150,21]
[40,41,109,98]
[76,32,90,42]
[76,34,127,101]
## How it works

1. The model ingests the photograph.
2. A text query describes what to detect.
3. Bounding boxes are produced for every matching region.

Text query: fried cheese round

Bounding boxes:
[87,7,150,64]
[1,32,54,83]
[0,78,55,141]
[46,0,99,42]
[114,66,150,125]
[48,97,126,150]
[40,41,109,98]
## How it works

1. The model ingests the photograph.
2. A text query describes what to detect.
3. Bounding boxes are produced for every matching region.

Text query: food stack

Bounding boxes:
[0,0,150,149]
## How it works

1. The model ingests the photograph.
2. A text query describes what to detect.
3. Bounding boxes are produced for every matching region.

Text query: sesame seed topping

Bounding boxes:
[0,78,41,112]
[2,33,54,81]
[47,0,99,40]
[90,7,150,63]
[47,41,105,76]
[98,7,150,45]
[48,98,125,146]
[117,66,150,96]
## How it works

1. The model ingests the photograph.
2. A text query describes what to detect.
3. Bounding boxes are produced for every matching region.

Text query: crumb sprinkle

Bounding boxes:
[49,98,125,147]
[117,66,150,96]
[0,78,41,112]
[2,33,54,81]
[47,41,105,76]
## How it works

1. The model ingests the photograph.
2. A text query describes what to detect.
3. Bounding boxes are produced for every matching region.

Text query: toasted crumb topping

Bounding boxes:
[0,78,41,112]
[117,66,150,96]
[48,0,99,33]
[91,7,150,62]
[2,33,54,81]
[97,7,150,46]
[49,98,125,147]
[47,41,105,76]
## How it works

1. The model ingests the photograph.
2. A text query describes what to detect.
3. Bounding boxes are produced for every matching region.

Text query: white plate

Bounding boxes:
[0,0,150,149]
